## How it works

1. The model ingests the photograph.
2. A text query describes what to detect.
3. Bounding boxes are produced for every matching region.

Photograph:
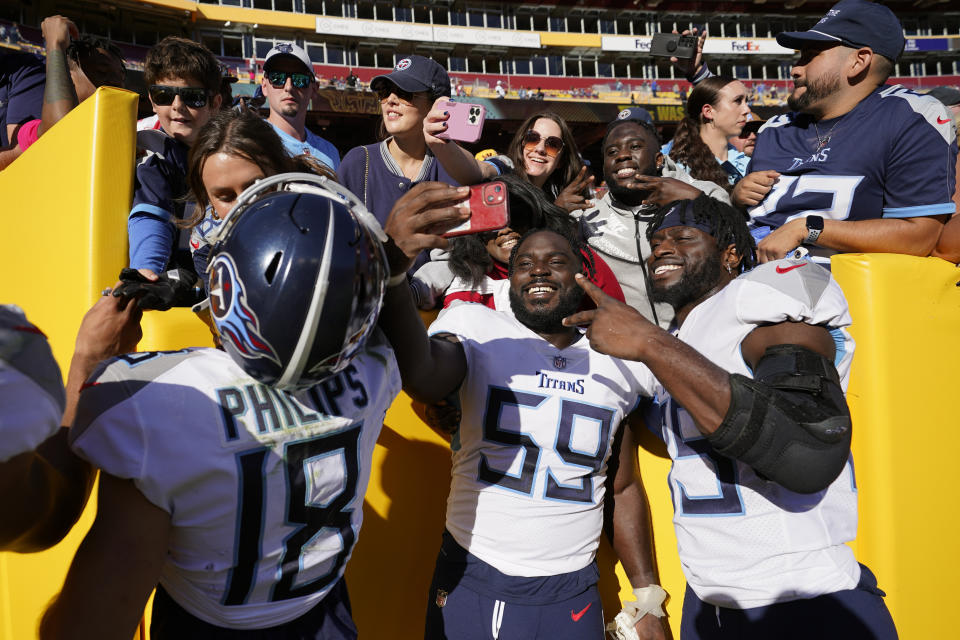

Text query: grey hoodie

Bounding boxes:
[574,158,729,327]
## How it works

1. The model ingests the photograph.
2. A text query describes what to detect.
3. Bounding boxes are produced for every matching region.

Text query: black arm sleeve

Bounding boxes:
[705,344,852,494]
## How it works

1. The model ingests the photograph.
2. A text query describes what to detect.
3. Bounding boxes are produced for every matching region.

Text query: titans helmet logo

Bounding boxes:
[208,253,281,366]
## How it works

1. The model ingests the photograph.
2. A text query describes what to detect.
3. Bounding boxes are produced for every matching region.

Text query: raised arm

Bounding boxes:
[38,16,81,139]
[423,97,498,185]
[378,182,472,403]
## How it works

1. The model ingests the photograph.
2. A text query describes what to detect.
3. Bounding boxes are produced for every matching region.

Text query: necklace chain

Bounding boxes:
[814,119,840,151]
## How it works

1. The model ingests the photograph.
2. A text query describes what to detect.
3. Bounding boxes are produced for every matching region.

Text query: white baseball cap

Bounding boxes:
[263,42,314,77]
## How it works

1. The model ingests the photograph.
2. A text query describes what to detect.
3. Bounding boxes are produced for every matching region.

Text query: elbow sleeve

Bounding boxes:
[706,345,852,494]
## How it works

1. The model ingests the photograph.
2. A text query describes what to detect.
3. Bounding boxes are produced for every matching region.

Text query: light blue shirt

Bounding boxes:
[269,122,340,171]
[661,140,748,185]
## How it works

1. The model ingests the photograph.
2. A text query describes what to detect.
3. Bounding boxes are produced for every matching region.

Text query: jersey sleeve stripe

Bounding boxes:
[129,202,174,221]
[882,202,956,218]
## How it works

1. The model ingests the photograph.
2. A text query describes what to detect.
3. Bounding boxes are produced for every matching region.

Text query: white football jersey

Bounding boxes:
[651,259,859,608]
[0,305,65,462]
[430,304,656,577]
[70,332,399,629]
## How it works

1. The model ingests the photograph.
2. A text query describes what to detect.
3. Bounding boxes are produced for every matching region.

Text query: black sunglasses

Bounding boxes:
[266,70,313,89]
[522,130,564,157]
[148,85,210,108]
[373,83,424,104]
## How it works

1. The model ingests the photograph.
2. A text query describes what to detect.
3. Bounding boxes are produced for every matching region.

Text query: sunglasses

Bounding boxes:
[148,85,210,108]
[266,70,313,89]
[373,83,425,104]
[523,130,564,157]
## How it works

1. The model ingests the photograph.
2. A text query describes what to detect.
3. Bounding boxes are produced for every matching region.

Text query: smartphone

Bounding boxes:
[443,181,509,238]
[435,100,486,143]
[649,33,698,59]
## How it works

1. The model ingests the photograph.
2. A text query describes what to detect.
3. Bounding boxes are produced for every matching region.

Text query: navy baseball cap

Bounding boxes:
[777,0,905,62]
[370,55,450,99]
[612,107,653,125]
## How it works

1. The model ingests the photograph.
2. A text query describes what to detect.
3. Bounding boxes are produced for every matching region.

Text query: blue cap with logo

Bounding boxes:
[371,55,451,99]
[612,107,653,125]
[776,0,904,62]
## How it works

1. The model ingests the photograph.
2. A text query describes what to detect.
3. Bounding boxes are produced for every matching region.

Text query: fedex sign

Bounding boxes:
[730,41,760,52]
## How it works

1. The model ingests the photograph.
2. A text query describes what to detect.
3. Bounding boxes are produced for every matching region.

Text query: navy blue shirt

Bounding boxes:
[338,139,460,227]
[127,133,191,273]
[747,85,957,230]
[0,51,44,146]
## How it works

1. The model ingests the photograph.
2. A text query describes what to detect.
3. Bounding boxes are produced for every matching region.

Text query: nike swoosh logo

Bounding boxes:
[571,602,592,622]
[776,263,807,274]
[938,116,951,124]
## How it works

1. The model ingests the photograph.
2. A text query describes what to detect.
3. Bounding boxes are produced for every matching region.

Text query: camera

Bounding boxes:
[649,33,698,60]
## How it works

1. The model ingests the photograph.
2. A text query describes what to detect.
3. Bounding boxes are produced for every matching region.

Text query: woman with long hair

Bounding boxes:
[184,107,332,285]
[668,75,751,190]
[337,55,469,228]
[428,111,595,214]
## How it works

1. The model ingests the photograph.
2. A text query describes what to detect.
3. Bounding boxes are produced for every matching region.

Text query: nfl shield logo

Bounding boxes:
[436,589,448,607]
[554,355,566,369]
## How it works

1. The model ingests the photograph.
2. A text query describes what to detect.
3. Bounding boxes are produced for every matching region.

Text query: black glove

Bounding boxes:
[114,268,204,311]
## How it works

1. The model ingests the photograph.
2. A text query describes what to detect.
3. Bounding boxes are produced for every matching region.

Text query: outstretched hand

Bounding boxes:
[670,27,707,78]
[555,166,595,213]
[74,286,143,365]
[423,97,452,147]
[564,274,656,361]
[383,182,470,275]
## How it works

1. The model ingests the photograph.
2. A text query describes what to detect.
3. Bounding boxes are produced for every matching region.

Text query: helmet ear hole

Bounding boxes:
[265,251,283,284]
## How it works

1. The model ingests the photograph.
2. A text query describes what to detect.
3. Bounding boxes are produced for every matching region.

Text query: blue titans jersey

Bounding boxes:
[747,85,957,230]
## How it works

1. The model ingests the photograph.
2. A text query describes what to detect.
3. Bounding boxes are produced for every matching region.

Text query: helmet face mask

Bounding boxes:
[206,174,389,390]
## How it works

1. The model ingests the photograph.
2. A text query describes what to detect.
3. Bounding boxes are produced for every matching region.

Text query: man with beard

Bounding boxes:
[732,0,957,263]
[261,43,340,170]
[379,186,669,639]
[565,195,898,639]
[576,109,729,327]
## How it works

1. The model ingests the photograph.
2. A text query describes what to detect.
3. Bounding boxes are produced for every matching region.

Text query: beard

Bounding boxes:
[509,284,584,334]
[605,162,659,207]
[649,252,725,311]
[788,71,841,114]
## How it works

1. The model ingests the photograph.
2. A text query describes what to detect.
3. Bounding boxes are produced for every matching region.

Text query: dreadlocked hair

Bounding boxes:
[646,195,757,273]
[449,174,586,288]
[507,226,596,280]
[668,76,739,193]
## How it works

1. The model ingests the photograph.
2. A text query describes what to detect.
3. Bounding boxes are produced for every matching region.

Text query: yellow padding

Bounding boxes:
[832,253,960,640]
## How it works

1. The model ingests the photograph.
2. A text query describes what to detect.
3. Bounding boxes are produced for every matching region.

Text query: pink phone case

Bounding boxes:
[435,100,486,144]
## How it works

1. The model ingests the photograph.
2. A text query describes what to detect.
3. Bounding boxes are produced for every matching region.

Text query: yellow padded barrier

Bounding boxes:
[832,253,960,640]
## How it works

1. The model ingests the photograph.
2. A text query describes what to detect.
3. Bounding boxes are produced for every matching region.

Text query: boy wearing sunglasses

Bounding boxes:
[128,36,221,280]
[260,43,340,171]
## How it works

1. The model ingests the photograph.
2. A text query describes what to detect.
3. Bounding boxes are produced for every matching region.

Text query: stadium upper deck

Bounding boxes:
[6,0,959,91]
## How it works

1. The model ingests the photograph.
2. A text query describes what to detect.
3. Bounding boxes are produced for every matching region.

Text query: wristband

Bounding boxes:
[604,585,668,640]
[387,272,408,288]
[804,215,824,245]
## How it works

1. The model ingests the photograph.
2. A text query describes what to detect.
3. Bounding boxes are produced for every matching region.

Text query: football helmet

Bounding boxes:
[205,173,389,389]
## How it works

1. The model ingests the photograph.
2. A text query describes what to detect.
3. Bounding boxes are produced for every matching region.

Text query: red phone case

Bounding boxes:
[443,181,510,238]
[435,100,486,144]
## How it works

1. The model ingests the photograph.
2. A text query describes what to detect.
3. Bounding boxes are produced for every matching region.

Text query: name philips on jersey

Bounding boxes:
[536,371,585,395]
[209,253,281,366]
[216,364,369,441]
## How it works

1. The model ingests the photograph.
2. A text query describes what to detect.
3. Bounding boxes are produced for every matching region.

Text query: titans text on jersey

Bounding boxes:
[429,303,656,578]
[748,85,957,230]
